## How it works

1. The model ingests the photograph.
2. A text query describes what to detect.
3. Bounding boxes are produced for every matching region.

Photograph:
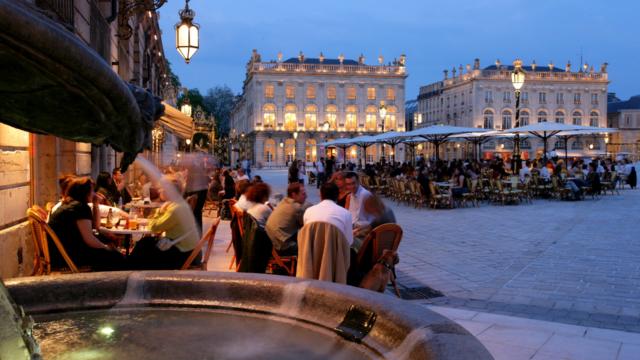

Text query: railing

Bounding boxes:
[35,0,74,28]
[481,69,607,81]
[89,0,110,62]
[252,62,406,76]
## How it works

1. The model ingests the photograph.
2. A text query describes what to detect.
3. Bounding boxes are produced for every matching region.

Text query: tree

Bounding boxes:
[203,85,238,138]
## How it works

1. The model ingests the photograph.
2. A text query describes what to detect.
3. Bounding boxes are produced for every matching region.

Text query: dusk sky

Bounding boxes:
[159,0,640,101]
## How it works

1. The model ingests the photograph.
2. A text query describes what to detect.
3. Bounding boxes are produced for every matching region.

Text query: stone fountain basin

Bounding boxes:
[4,271,492,359]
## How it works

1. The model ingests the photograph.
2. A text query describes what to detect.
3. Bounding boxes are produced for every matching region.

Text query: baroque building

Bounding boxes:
[607,95,640,158]
[416,59,609,160]
[230,50,407,167]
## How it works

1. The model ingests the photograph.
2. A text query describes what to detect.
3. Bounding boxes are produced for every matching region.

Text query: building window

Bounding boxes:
[285,139,296,163]
[483,109,494,129]
[539,92,546,104]
[572,110,582,125]
[345,105,357,131]
[365,105,377,131]
[387,87,395,100]
[554,139,566,149]
[306,85,316,99]
[590,111,599,127]
[484,91,492,103]
[327,86,336,100]
[284,104,297,131]
[264,84,274,99]
[367,87,376,100]
[385,106,397,130]
[264,139,275,164]
[556,93,564,104]
[262,104,276,129]
[503,91,511,103]
[591,93,598,105]
[521,139,531,149]
[537,110,548,123]
[347,86,357,100]
[501,110,512,129]
[305,104,317,130]
[555,110,565,123]
[574,93,581,105]
[325,105,337,130]
[305,139,317,162]
[519,110,530,126]
[285,84,295,99]
[522,92,529,102]
[626,115,631,126]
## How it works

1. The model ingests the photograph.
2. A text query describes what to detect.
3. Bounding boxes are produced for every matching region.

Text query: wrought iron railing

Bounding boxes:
[35,0,74,28]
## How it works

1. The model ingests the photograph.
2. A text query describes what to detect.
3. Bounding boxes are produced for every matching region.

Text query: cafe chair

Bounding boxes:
[27,206,80,274]
[296,221,350,284]
[354,223,403,297]
[267,248,297,276]
[181,217,221,270]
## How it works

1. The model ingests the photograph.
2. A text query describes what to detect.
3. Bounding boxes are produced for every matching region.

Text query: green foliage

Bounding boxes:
[203,85,238,138]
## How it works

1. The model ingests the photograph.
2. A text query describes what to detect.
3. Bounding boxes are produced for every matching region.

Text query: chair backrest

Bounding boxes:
[296,221,350,284]
[26,206,47,275]
[27,207,79,274]
[428,181,438,196]
[356,223,403,271]
[181,217,221,270]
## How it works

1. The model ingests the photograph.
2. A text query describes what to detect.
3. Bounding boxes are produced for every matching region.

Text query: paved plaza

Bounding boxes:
[202,169,640,359]
[235,170,640,332]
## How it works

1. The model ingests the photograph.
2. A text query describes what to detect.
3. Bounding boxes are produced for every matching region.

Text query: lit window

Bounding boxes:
[345,105,357,130]
[367,87,376,100]
[325,105,337,130]
[574,93,581,104]
[264,84,274,98]
[284,104,297,131]
[306,85,315,99]
[347,86,357,100]
[385,106,396,130]
[327,86,336,100]
[503,91,511,102]
[572,110,582,125]
[262,104,276,129]
[285,84,295,99]
[484,91,492,103]
[304,104,317,130]
[386,88,395,100]
[365,106,377,131]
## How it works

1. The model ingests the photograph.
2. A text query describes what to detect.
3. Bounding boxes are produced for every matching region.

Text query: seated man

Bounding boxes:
[344,172,374,250]
[303,182,353,247]
[265,183,310,256]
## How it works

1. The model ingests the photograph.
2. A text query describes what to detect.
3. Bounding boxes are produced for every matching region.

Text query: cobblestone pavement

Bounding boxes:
[250,169,640,333]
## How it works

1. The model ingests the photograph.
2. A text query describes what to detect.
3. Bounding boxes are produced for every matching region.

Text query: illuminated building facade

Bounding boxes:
[231,50,407,167]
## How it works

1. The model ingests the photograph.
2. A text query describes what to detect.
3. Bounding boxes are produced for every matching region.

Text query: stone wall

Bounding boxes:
[0,123,32,279]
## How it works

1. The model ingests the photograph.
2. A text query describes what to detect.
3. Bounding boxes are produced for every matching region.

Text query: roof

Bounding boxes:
[283,57,359,65]
[405,99,418,113]
[483,65,567,73]
[608,95,640,113]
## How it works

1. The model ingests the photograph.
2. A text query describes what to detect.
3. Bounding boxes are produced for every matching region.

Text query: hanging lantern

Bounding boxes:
[175,0,199,64]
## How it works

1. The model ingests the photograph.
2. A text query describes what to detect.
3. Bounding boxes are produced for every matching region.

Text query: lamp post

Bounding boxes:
[175,0,199,64]
[379,101,387,162]
[185,138,192,152]
[511,59,526,174]
[292,131,298,160]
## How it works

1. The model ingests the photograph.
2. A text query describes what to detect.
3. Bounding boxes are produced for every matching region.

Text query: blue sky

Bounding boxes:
[159,0,640,100]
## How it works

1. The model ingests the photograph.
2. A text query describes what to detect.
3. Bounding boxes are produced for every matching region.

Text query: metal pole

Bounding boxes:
[512,89,521,174]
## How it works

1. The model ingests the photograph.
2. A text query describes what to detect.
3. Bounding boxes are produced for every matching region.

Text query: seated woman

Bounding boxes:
[48,177,127,271]
[233,180,252,211]
[450,167,468,198]
[244,182,272,229]
[129,176,201,270]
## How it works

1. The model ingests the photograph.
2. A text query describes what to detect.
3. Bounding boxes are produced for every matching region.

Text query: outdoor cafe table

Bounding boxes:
[99,220,156,255]
[125,201,163,217]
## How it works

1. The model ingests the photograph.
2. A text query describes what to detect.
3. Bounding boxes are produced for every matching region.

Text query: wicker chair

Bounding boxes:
[26,207,81,274]
[355,223,403,297]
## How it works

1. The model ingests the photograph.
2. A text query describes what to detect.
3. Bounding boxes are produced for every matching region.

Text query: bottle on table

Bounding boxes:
[105,208,114,229]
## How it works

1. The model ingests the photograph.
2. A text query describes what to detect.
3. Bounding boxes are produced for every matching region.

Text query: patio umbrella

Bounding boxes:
[370,131,406,163]
[319,138,353,165]
[554,126,618,164]
[449,131,506,161]
[401,137,426,166]
[348,135,377,167]
[502,122,593,163]
[399,125,488,160]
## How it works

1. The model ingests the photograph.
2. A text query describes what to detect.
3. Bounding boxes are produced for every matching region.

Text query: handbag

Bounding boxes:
[156,230,194,251]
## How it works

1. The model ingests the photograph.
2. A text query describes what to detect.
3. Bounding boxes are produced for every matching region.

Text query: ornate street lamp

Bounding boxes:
[322,121,330,132]
[511,59,526,173]
[175,0,199,64]
[379,101,388,162]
